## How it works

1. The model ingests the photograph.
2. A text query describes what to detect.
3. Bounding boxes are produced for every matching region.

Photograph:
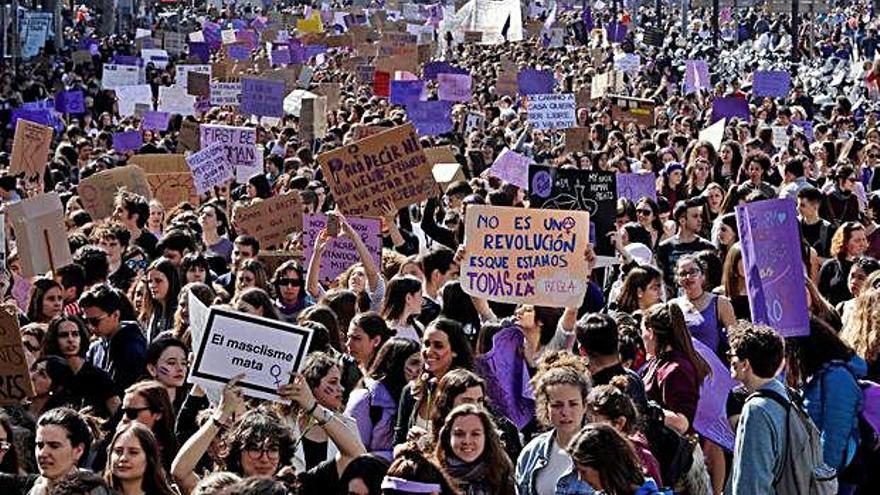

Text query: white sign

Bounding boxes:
[141,48,170,69]
[189,308,313,402]
[164,32,185,55]
[527,93,576,130]
[210,82,242,107]
[102,64,141,90]
[699,118,726,151]
[175,64,212,90]
[114,85,153,117]
[21,12,52,59]
[613,53,641,75]
[158,85,197,116]
[200,124,263,182]
[186,142,233,194]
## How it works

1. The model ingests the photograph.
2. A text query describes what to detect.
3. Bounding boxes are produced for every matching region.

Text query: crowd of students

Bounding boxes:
[3,0,880,494]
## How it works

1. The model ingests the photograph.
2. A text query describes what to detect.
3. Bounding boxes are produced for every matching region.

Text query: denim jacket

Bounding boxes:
[515,430,594,495]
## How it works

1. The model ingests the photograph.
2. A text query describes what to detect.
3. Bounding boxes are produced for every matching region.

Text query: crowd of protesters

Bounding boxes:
[3,0,880,494]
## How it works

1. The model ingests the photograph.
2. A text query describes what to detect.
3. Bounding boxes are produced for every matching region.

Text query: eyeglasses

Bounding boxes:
[636,209,653,216]
[676,268,702,279]
[0,440,10,452]
[244,446,280,460]
[84,314,109,327]
[121,407,151,420]
[277,278,302,287]
[125,259,149,271]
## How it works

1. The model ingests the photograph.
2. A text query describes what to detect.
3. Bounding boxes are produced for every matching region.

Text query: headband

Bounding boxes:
[380,476,442,493]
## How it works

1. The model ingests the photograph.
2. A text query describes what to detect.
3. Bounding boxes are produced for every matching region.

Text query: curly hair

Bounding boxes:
[830,222,865,260]
[840,287,880,364]
[222,408,294,476]
[531,351,591,428]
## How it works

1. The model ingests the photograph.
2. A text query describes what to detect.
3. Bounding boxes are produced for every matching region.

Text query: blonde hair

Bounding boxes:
[840,287,880,363]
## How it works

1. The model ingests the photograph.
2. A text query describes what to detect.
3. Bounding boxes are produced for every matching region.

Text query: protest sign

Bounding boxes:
[77,165,152,220]
[21,12,51,59]
[302,214,382,285]
[179,119,200,152]
[158,85,197,116]
[102,64,140,89]
[299,95,328,142]
[437,73,472,102]
[187,72,211,96]
[114,85,153,117]
[771,126,790,149]
[10,119,53,181]
[406,100,454,136]
[488,149,531,190]
[186,143,233,195]
[140,48,170,69]
[129,154,200,207]
[753,70,791,98]
[610,95,656,126]
[54,90,85,114]
[712,97,750,122]
[699,118,726,150]
[527,93,576,130]
[210,82,242,107]
[200,124,263,183]
[684,60,711,95]
[189,307,313,403]
[517,68,555,95]
[7,192,73,277]
[460,205,590,308]
[465,111,485,135]
[613,53,641,74]
[164,31,185,54]
[564,127,590,153]
[529,165,617,255]
[112,131,143,153]
[373,70,391,97]
[425,146,463,189]
[176,64,212,90]
[693,338,737,451]
[233,191,303,249]
[0,307,34,405]
[616,173,657,202]
[141,111,171,131]
[390,80,425,105]
[318,123,434,217]
[313,83,341,111]
[736,198,809,337]
[605,21,627,43]
[240,78,285,117]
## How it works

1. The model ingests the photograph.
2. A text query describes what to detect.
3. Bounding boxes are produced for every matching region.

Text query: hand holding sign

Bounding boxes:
[276,372,316,410]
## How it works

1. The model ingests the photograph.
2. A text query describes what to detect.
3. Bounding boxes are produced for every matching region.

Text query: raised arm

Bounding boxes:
[339,213,379,292]
[306,228,333,298]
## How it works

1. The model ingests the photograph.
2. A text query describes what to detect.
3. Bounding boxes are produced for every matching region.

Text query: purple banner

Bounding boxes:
[517,69,555,95]
[188,42,210,64]
[489,149,531,190]
[712,97,750,123]
[240,78,285,118]
[736,198,809,337]
[437,73,472,102]
[423,61,468,81]
[406,100,454,136]
[229,45,250,61]
[141,111,171,131]
[113,55,141,66]
[302,214,382,286]
[271,48,291,65]
[390,80,425,105]
[474,325,535,430]
[616,173,657,202]
[583,6,594,31]
[753,70,791,98]
[605,22,628,43]
[693,338,737,451]
[54,90,85,114]
[112,131,143,153]
[684,60,710,95]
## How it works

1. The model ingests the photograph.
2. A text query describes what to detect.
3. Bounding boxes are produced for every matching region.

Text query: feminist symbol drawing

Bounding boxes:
[269,364,283,388]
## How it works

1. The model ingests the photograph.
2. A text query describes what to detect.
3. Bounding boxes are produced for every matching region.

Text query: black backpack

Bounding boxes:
[642,400,695,489]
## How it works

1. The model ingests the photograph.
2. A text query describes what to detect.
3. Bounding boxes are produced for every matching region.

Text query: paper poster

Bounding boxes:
[158,85,197,116]
[684,60,711,95]
[517,68,555,95]
[141,111,171,131]
[616,173,657,202]
[699,118,726,150]
[406,100,454,136]
[200,124,263,183]
[112,131,143,153]
[77,165,152,219]
[10,119,53,181]
[0,307,35,405]
[240,78,285,117]
[189,308,313,403]
[527,93,576,130]
[460,205,591,307]
[529,165,617,255]
[210,82,242,107]
[302,214,382,286]
[233,191,303,249]
[102,64,140,89]
[736,198,809,337]
[175,64,212,90]
[186,142,233,195]
[753,70,791,98]
[318,123,434,217]
[390,80,426,105]
[114,85,153,117]
[437,73,472,102]
[54,90,85,114]
[488,149,532,190]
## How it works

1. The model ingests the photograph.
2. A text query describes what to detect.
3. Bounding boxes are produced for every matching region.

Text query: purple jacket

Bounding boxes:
[344,379,397,461]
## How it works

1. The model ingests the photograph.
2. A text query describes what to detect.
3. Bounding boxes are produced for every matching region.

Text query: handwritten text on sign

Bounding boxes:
[318,123,434,217]
[461,205,590,308]
[302,214,382,285]
[527,93,576,130]
[233,191,303,249]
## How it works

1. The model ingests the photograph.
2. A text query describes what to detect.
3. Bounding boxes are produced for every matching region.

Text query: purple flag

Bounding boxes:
[736,198,809,337]
[54,90,85,114]
[240,78,285,117]
[141,111,171,131]
[489,149,532,190]
[202,21,222,50]
[616,173,657,202]
[684,60,710,95]
[112,131,143,153]
[712,97,750,123]
[474,325,535,430]
[188,42,210,64]
[606,22,628,43]
[693,338,737,451]
[231,19,248,30]
[302,214,382,285]
[423,61,468,81]
[236,29,258,50]
[390,80,425,105]
[517,69,555,95]
[753,70,792,98]
[10,109,59,132]
[406,100,454,136]
[583,7,594,31]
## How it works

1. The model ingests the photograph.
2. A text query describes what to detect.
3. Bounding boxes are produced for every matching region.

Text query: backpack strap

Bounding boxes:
[747,388,794,491]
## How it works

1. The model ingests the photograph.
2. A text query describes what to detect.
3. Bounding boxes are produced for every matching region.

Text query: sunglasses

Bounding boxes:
[84,314,109,327]
[277,278,302,287]
[636,209,653,216]
[126,259,149,271]
[122,407,151,420]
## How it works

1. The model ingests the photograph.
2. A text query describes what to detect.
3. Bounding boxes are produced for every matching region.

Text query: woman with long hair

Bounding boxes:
[716,140,744,190]
[515,353,592,495]
[840,286,880,380]
[702,183,727,229]
[634,198,666,248]
[615,265,664,315]
[345,311,394,372]
[181,252,212,285]
[26,278,64,324]
[567,423,662,494]
[140,257,182,341]
[104,422,176,495]
[719,243,750,320]
[145,336,190,411]
[672,255,736,357]
[42,315,120,417]
[345,338,420,460]
[0,413,21,475]
[435,404,514,494]
[233,287,280,320]
[197,203,233,263]
[271,260,312,323]
[837,257,880,323]
[381,275,424,342]
[234,259,269,297]
[819,221,869,306]
[171,282,216,349]
[684,157,712,198]
[27,356,75,419]
[640,302,710,434]
[121,380,179,471]
[712,212,739,264]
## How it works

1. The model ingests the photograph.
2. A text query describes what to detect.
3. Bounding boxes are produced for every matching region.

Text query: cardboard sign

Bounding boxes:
[528,165,617,255]
[186,143,233,195]
[299,95,328,142]
[610,95,656,126]
[527,93,576,130]
[7,193,73,277]
[200,124,263,183]
[77,165,152,220]
[0,307,34,405]
[10,119,53,181]
[129,154,199,207]
[616,173,657,202]
[318,123,434,217]
[188,71,211,96]
[179,119,201,152]
[736,198,809,337]
[406,100,454,136]
[240,78,285,117]
[233,191,303,249]
[460,205,591,308]
[209,82,242,107]
[302,214,382,285]
[313,83,342,111]
[189,307,313,403]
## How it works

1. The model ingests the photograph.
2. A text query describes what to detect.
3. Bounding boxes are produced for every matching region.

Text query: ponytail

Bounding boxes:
[644,302,712,384]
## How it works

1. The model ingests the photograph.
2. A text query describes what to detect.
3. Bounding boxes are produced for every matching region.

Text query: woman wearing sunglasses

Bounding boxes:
[272,260,313,323]
[120,380,179,472]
